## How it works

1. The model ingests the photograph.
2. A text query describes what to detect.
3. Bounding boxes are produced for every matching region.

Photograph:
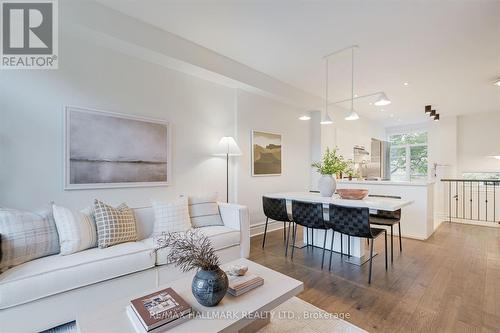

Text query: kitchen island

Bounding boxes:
[264,192,413,265]
[337,179,436,240]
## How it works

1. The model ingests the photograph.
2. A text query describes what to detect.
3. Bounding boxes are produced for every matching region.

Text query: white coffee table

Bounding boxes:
[76,258,303,333]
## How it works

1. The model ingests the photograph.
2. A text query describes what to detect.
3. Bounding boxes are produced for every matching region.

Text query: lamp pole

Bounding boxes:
[226,152,229,203]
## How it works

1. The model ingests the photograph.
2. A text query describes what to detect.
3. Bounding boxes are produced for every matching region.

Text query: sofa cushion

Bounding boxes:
[94,200,138,248]
[188,194,224,228]
[52,204,97,255]
[0,208,60,273]
[0,240,154,309]
[153,226,240,266]
[152,198,191,235]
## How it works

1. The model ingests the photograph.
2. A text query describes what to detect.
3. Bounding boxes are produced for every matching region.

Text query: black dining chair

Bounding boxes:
[368,195,402,263]
[326,204,388,284]
[262,197,293,253]
[290,200,329,269]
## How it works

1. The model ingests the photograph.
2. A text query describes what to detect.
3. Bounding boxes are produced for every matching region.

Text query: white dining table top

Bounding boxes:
[264,192,413,212]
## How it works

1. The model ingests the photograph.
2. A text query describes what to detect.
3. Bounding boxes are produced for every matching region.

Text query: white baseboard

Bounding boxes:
[250,220,286,237]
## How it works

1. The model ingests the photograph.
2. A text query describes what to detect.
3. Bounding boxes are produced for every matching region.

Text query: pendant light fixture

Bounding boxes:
[345,46,359,120]
[374,92,391,106]
[321,55,333,125]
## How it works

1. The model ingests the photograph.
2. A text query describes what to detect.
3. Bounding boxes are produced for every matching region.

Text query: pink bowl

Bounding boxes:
[336,189,369,200]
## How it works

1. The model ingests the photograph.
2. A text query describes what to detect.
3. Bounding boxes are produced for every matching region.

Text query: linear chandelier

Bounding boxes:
[300,45,392,123]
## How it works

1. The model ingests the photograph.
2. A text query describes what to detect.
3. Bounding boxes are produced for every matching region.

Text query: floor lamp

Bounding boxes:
[214,136,242,203]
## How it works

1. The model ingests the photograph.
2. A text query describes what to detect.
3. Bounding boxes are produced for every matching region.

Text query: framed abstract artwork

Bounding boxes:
[64,106,171,189]
[251,130,282,176]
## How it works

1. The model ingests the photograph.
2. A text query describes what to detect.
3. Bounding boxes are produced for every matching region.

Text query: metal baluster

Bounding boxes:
[470,181,473,220]
[485,182,488,222]
[462,182,465,218]
[478,182,480,221]
[449,182,452,222]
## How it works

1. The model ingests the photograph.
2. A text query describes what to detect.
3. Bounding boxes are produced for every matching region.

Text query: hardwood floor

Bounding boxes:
[249,222,500,332]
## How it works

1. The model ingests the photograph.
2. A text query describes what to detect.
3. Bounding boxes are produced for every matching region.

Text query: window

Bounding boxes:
[389,131,428,181]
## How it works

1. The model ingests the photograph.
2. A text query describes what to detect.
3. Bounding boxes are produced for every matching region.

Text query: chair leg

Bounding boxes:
[321,229,327,269]
[398,222,402,252]
[368,239,374,284]
[329,231,335,271]
[348,235,351,257]
[311,228,314,252]
[390,225,394,263]
[340,235,343,257]
[291,223,298,260]
[262,217,269,249]
[283,222,286,242]
[384,230,388,270]
[285,222,292,257]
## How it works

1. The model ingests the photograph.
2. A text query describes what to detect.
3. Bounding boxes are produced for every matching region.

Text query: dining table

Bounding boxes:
[263,192,414,265]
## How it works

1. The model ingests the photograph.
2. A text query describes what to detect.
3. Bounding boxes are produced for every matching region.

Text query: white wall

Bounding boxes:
[457,112,500,173]
[0,5,313,233]
[0,33,235,211]
[236,90,310,232]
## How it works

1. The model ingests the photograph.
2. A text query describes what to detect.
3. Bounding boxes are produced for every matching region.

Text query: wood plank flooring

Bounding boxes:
[249,222,500,333]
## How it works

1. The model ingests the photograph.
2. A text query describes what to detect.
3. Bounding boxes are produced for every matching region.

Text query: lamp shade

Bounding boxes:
[214,136,242,156]
[345,110,360,121]
[374,92,391,106]
[320,112,333,125]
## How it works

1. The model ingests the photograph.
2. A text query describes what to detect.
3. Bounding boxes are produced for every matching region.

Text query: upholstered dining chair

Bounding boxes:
[290,200,329,269]
[368,195,402,263]
[262,197,293,254]
[326,204,388,284]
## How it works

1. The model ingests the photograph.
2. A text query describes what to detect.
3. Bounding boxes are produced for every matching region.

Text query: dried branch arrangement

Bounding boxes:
[153,230,220,272]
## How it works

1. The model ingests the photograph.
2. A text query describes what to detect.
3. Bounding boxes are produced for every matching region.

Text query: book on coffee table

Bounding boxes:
[129,287,191,332]
[227,273,264,296]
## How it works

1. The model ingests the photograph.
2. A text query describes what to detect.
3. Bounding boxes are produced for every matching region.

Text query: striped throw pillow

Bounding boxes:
[188,194,224,228]
[93,200,137,249]
[0,208,60,272]
[52,204,97,255]
[152,197,191,235]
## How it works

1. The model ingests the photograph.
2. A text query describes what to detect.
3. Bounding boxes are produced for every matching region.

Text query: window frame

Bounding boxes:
[389,131,428,182]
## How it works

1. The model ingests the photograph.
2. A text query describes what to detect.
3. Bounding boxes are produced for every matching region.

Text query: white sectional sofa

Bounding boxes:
[0,203,250,333]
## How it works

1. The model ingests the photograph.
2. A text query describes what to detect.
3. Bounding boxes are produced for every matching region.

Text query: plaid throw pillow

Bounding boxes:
[93,200,137,248]
[0,208,60,272]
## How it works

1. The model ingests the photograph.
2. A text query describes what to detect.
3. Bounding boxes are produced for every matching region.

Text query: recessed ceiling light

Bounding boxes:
[389,114,394,118]
[369,102,373,105]
[403,82,409,86]
[380,108,385,112]
[298,115,311,120]
[354,94,358,98]
[494,79,500,87]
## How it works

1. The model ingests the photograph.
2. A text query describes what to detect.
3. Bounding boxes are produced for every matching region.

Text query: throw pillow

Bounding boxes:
[0,208,60,272]
[152,197,191,235]
[188,193,224,228]
[52,204,97,255]
[93,200,137,249]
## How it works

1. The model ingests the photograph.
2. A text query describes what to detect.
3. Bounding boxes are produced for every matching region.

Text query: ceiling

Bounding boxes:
[97,0,500,126]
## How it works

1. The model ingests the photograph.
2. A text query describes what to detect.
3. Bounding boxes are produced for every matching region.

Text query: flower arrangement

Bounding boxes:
[311,147,348,176]
[153,230,220,272]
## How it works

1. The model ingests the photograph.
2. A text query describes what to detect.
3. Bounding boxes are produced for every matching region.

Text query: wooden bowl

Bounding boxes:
[336,189,369,200]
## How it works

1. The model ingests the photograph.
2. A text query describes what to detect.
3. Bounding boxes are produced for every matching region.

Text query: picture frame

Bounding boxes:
[251,130,282,177]
[64,106,171,190]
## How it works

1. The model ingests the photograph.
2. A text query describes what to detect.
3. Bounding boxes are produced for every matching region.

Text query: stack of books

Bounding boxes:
[127,287,192,332]
[227,273,264,296]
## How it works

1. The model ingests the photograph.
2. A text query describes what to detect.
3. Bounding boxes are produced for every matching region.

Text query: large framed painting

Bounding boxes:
[64,106,171,190]
[252,130,282,176]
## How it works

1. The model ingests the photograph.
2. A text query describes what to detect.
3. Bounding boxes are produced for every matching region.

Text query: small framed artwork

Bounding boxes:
[64,106,171,190]
[252,130,282,176]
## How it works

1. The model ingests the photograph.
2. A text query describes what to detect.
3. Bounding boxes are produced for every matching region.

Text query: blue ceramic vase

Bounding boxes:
[191,266,229,307]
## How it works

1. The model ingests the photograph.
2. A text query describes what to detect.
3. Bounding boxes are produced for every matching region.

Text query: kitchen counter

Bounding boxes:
[334,180,436,240]
[337,179,435,186]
